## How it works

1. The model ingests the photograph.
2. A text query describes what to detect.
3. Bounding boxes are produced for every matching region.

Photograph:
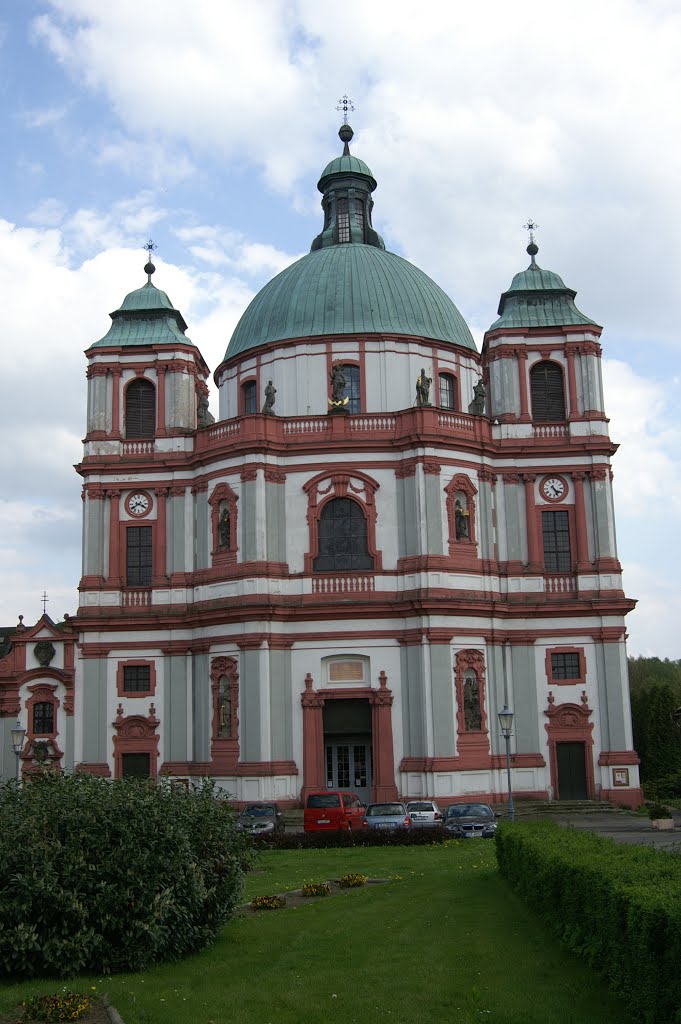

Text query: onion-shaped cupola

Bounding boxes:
[311,123,385,251]
[489,241,599,331]
[89,258,195,349]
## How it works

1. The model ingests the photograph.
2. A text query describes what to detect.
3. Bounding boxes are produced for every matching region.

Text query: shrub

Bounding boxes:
[0,773,252,979]
[495,821,681,1023]
[645,802,673,819]
[253,827,449,850]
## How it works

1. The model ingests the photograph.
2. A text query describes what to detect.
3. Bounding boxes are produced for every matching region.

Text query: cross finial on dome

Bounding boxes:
[143,239,157,282]
[336,95,355,155]
[523,219,539,265]
[336,94,354,125]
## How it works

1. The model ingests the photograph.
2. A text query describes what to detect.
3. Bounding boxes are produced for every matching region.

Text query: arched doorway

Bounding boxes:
[544,693,595,801]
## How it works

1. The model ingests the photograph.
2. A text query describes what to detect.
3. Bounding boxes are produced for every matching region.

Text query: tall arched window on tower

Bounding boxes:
[125,378,156,438]
[342,365,361,413]
[439,372,457,410]
[530,361,566,421]
[242,380,257,414]
[313,498,374,572]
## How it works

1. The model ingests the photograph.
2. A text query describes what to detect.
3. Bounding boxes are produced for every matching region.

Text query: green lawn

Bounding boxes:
[0,842,635,1024]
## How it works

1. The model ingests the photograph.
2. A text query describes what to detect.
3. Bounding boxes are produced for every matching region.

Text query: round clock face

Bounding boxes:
[127,492,151,517]
[540,476,566,502]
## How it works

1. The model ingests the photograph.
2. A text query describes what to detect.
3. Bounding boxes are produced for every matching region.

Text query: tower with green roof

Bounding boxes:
[58,122,640,813]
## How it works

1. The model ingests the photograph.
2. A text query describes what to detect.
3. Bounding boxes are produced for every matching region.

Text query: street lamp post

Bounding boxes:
[498,705,515,822]
[10,719,26,785]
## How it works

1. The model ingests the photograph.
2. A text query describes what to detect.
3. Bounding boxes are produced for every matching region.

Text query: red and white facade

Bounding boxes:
[0,145,641,808]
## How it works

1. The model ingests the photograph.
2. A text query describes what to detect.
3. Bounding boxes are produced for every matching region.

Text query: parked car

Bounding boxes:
[364,801,412,831]
[406,799,443,829]
[235,802,285,836]
[443,802,499,839]
[303,791,366,832]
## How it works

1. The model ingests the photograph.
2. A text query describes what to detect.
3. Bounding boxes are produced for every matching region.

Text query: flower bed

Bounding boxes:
[250,894,287,910]
[301,882,332,897]
[338,873,368,888]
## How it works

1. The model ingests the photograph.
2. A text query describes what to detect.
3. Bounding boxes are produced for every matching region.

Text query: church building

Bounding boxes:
[0,121,642,808]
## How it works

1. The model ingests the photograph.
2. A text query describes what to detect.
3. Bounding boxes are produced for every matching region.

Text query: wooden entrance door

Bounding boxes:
[556,742,588,800]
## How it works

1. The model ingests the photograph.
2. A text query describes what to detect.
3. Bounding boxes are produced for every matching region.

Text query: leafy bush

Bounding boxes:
[645,802,673,820]
[644,771,681,803]
[253,827,449,850]
[0,773,252,979]
[496,821,681,1023]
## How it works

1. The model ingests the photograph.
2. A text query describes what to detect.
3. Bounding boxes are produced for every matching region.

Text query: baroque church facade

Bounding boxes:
[0,124,642,807]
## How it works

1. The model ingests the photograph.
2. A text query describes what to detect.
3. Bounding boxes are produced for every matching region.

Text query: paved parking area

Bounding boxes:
[552,811,681,851]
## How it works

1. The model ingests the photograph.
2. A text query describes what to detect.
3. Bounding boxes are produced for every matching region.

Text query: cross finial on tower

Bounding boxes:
[41,591,49,615]
[143,239,157,282]
[523,220,539,264]
[336,94,355,125]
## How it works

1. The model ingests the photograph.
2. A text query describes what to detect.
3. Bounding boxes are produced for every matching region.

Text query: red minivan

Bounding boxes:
[304,791,367,832]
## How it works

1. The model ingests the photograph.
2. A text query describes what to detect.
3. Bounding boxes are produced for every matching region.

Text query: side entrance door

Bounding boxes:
[555,742,588,800]
[325,741,372,804]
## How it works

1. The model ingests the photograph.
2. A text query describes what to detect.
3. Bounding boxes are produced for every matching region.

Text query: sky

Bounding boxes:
[0,0,679,657]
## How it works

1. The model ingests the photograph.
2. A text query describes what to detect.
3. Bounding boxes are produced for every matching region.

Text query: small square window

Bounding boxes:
[550,653,581,680]
[123,665,151,693]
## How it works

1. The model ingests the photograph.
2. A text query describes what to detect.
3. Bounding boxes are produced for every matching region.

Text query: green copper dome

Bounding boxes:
[489,246,598,331]
[89,273,195,349]
[226,244,475,358]
[224,123,474,359]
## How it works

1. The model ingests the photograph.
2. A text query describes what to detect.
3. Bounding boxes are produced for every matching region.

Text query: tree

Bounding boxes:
[642,684,681,783]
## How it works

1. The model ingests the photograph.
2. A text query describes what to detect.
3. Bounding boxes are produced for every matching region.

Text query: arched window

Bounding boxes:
[32,701,54,735]
[125,378,156,438]
[530,361,566,421]
[439,372,457,410]
[342,365,361,413]
[242,380,257,414]
[313,498,374,572]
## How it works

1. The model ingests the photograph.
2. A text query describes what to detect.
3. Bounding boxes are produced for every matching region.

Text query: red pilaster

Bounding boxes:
[370,671,399,801]
[521,474,542,571]
[107,490,122,584]
[300,674,326,800]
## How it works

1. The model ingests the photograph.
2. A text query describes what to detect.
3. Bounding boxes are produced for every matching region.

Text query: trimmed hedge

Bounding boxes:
[0,773,252,979]
[253,827,450,849]
[495,822,681,1024]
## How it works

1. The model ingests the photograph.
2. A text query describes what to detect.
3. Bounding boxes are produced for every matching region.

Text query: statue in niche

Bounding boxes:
[218,506,231,549]
[197,393,215,428]
[415,368,432,407]
[218,677,232,738]
[463,675,482,731]
[262,380,277,415]
[468,378,486,416]
[454,498,470,540]
[329,362,348,405]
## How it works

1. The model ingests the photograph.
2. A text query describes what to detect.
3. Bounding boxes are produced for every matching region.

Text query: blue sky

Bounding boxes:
[1,0,679,656]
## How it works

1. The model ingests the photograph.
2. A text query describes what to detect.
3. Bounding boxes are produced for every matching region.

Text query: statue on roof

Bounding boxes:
[468,379,486,416]
[197,392,215,428]
[415,368,432,408]
[262,380,277,416]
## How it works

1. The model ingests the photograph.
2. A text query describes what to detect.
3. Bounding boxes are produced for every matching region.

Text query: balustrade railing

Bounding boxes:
[312,575,375,595]
[121,589,152,608]
[122,440,155,456]
[533,423,569,440]
[544,573,576,596]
